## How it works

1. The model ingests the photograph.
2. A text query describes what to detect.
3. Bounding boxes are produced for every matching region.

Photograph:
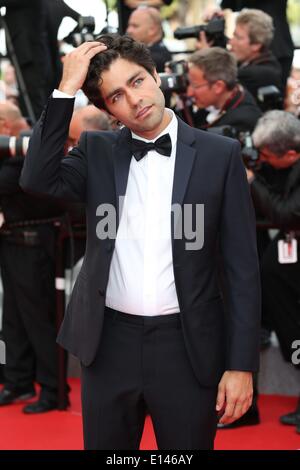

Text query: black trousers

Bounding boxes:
[0,239,60,400]
[81,308,218,450]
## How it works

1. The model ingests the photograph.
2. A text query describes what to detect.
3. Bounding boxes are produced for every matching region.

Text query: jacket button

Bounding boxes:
[98,288,105,296]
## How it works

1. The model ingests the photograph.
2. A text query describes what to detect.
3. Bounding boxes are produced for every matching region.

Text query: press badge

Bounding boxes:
[278,233,298,264]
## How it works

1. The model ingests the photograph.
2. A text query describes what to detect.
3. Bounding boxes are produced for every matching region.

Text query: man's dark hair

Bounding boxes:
[82,34,157,110]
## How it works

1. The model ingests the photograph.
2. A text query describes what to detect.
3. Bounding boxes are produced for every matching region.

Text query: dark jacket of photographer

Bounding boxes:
[251,160,300,229]
[194,85,262,134]
[45,0,80,90]
[149,40,172,73]
[250,158,300,365]
[0,157,64,255]
[237,52,283,108]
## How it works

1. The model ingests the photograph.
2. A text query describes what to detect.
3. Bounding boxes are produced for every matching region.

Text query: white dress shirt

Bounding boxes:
[53,90,180,316]
[106,110,180,316]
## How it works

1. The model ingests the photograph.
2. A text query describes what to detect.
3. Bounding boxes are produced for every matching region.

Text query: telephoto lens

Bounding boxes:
[0,135,30,159]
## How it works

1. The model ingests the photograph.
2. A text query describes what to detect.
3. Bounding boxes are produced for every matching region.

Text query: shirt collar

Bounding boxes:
[131,108,178,151]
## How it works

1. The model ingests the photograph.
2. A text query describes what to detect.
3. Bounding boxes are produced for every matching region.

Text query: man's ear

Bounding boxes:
[213,80,226,95]
[251,42,262,54]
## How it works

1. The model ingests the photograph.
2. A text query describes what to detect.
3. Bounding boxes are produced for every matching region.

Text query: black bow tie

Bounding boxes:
[131,133,172,161]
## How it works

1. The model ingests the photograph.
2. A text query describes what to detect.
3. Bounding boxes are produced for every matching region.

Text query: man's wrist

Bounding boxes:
[57,82,78,97]
[53,89,76,99]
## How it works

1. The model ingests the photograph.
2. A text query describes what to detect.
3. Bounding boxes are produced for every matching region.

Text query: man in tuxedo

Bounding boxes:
[20,35,261,450]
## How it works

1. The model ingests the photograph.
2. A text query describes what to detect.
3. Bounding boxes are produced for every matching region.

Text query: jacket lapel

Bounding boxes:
[112,118,197,237]
[171,117,196,242]
[112,127,132,229]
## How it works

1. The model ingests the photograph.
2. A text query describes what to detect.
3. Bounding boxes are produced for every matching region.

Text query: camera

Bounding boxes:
[159,60,189,94]
[0,131,32,159]
[63,16,96,48]
[206,125,260,169]
[257,85,283,112]
[174,16,227,48]
[0,130,32,159]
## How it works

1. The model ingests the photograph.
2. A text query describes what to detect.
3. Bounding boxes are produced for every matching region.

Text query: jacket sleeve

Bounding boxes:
[220,142,261,371]
[20,97,87,203]
[250,176,300,226]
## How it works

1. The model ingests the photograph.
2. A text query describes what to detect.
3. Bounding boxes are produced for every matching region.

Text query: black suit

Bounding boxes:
[149,40,172,73]
[20,97,261,448]
[237,52,283,107]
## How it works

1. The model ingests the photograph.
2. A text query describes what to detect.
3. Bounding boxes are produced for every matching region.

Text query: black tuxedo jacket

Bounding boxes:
[20,97,261,387]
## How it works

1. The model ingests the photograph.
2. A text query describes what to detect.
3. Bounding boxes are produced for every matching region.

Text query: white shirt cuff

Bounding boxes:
[53,89,75,99]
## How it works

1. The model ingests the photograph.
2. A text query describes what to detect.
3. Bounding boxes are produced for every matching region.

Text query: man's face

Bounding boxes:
[259,146,300,169]
[0,116,29,137]
[230,24,261,63]
[100,58,168,140]
[126,10,152,44]
[187,65,217,108]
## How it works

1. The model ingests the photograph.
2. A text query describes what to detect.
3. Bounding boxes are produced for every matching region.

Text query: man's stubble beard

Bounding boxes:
[133,93,166,133]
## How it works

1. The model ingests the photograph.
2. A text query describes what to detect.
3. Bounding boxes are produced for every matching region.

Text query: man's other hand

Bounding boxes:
[216,370,253,425]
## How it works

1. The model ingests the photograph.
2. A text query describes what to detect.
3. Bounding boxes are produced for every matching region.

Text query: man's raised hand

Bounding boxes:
[58,42,107,96]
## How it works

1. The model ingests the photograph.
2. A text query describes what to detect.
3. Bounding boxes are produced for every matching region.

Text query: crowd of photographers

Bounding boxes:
[0,0,299,436]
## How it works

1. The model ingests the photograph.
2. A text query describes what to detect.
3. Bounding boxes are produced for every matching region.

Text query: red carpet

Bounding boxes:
[0,378,299,450]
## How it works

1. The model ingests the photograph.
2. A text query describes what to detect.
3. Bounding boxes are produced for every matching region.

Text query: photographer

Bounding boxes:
[126,6,172,73]
[229,9,283,108]
[248,110,300,432]
[220,1,294,89]
[195,9,283,110]
[118,0,173,34]
[0,101,68,413]
[187,47,262,133]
